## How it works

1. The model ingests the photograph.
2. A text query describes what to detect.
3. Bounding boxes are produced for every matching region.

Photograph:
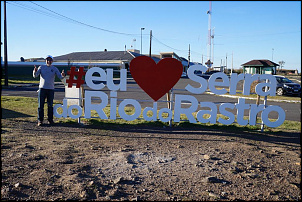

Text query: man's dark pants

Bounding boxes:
[38,88,54,123]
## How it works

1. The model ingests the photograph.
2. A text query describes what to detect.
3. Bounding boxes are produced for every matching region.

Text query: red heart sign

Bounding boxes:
[130,56,183,101]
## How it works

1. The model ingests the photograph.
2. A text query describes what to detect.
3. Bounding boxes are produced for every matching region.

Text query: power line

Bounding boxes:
[9,1,140,36]
[152,36,204,56]
[7,1,206,60]
[29,1,139,36]
[8,1,74,23]
[28,2,204,57]
[152,36,183,52]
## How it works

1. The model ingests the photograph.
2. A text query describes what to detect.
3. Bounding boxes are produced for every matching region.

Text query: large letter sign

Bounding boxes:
[54,57,286,128]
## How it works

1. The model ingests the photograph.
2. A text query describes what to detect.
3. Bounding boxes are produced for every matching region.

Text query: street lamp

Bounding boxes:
[141,27,145,54]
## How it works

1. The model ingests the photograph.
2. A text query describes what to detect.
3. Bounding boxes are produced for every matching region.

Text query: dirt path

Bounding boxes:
[1,118,301,201]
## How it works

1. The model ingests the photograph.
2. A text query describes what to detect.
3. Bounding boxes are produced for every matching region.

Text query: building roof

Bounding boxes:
[53,51,140,62]
[180,57,195,66]
[160,52,182,61]
[242,59,279,67]
[47,50,195,66]
[51,50,166,64]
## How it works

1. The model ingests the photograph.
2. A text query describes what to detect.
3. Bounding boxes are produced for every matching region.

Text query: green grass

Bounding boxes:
[2,96,300,133]
[1,96,38,116]
[1,96,63,117]
[1,75,61,86]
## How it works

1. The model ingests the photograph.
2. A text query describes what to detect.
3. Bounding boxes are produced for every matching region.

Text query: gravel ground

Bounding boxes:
[1,118,301,201]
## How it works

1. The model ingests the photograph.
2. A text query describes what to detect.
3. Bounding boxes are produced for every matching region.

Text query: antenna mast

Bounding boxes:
[211,27,215,66]
[206,1,213,69]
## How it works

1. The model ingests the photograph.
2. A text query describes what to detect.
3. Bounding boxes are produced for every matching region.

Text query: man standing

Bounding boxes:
[33,55,65,126]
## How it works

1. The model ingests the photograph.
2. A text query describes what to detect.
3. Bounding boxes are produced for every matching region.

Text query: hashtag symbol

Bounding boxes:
[66,66,86,88]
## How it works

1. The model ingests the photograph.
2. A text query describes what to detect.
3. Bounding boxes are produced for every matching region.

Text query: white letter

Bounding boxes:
[158,108,172,123]
[85,67,106,90]
[235,98,250,125]
[255,74,277,96]
[174,94,198,123]
[229,73,245,95]
[196,102,217,123]
[118,99,141,121]
[218,103,235,125]
[243,74,259,95]
[68,105,82,119]
[185,65,208,94]
[84,91,108,119]
[249,104,265,125]
[54,99,68,118]
[261,105,286,127]
[106,69,127,91]
[110,91,117,120]
[143,102,158,121]
[208,72,230,95]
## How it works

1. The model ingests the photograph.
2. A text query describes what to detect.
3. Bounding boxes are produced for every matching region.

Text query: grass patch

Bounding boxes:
[1,96,62,117]
[2,96,39,116]
[2,96,300,133]
[1,75,62,86]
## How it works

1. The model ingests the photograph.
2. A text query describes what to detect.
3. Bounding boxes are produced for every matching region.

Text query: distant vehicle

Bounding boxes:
[193,70,203,76]
[181,71,187,78]
[274,75,301,96]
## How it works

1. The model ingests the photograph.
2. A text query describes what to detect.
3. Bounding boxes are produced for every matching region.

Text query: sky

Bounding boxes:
[1,1,301,72]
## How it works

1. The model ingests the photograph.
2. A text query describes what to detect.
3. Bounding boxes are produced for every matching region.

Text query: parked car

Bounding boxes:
[274,75,301,96]
[193,70,203,76]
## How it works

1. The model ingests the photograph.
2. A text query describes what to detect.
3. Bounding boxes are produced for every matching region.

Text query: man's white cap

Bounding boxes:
[46,55,53,59]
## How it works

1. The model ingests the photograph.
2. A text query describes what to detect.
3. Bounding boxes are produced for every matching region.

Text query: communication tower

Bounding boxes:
[205,1,213,68]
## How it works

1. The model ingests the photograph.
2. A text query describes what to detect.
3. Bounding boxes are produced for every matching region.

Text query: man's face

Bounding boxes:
[46,58,53,66]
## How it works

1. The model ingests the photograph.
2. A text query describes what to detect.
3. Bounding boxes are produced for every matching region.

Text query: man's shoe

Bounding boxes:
[38,121,42,126]
[49,120,55,125]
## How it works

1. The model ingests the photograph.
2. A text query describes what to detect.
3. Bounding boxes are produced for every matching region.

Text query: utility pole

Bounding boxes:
[206,1,213,68]
[225,53,227,73]
[140,27,145,54]
[187,44,190,72]
[4,1,8,86]
[149,30,152,57]
[231,51,233,74]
